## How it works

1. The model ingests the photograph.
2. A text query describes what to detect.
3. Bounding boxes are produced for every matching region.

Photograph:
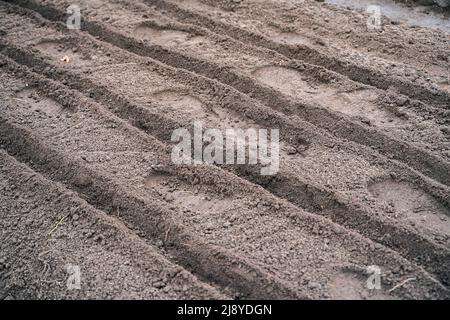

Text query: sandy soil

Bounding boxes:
[0,0,449,299]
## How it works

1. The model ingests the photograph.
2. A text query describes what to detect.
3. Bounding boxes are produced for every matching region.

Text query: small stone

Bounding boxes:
[164,194,174,202]
[153,281,165,289]
[307,281,320,290]
[397,96,408,106]
[312,225,320,235]
[94,235,104,243]
[286,146,297,155]
[441,127,450,135]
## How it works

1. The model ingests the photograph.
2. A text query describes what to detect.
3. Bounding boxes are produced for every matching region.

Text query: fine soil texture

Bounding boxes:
[0,0,449,300]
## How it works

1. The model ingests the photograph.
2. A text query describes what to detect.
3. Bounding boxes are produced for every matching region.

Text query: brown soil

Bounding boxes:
[0,0,449,300]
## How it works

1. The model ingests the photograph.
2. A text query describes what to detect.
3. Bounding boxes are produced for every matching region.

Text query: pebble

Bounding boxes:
[164,194,174,202]
[153,281,166,289]
[286,146,297,155]
[94,234,104,243]
[307,281,320,290]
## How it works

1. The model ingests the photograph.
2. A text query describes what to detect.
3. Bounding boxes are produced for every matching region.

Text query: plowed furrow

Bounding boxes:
[1,56,449,298]
[0,72,302,300]
[156,0,450,106]
[2,0,450,299]
[3,0,449,189]
[1,6,450,286]
[3,39,450,280]
[0,149,226,299]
